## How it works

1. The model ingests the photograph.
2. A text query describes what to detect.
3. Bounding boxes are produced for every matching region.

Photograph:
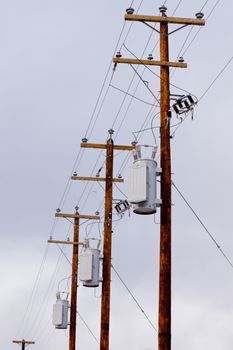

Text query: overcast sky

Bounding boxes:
[1,0,233,350]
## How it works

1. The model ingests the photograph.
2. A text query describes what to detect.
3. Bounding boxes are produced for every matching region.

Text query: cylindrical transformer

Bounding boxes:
[52,299,69,329]
[128,158,161,215]
[79,248,100,287]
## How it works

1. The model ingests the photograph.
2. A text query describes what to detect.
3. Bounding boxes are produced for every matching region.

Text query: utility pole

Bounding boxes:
[48,209,100,350]
[113,6,205,350]
[12,340,35,350]
[71,130,134,350]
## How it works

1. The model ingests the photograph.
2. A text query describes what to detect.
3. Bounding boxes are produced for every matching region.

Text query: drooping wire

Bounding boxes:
[172,181,233,269]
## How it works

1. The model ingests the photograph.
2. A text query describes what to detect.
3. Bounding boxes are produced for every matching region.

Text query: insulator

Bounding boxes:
[118,174,122,179]
[178,56,184,63]
[108,128,114,135]
[115,200,130,214]
[95,211,100,216]
[96,173,100,177]
[73,171,77,176]
[188,95,195,104]
[126,7,134,15]
[147,54,153,60]
[56,208,61,213]
[131,140,137,147]
[116,51,122,58]
[82,137,88,143]
[177,99,183,108]
[184,99,190,108]
[173,104,180,114]
[159,5,167,14]
[74,205,79,212]
[195,12,204,19]
[66,237,70,242]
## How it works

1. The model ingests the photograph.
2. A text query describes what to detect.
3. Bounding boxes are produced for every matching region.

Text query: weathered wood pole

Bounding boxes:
[69,215,79,350]
[100,137,114,350]
[158,19,172,350]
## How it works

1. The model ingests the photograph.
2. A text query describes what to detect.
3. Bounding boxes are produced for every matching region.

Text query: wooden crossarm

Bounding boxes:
[125,14,205,26]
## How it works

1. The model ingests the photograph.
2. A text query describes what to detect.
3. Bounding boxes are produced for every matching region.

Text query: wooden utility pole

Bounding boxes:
[113,6,205,350]
[71,133,134,350]
[48,210,100,350]
[100,138,113,350]
[158,17,171,350]
[12,340,35,350]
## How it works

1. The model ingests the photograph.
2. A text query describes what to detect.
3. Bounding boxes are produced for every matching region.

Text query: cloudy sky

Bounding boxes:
[1,0,233,349]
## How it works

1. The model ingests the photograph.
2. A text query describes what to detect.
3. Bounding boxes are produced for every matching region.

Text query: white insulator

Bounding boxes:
[79,248,101,287]
[128,158,162,215]
[53,299,69,329]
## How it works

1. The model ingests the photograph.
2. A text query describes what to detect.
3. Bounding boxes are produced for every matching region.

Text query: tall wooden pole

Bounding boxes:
[158,20,172,350]
[100,137,114,350]
[69,214,79,350]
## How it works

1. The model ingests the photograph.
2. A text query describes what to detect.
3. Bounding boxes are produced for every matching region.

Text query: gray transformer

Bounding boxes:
[128,146,162,214]
[79,248,101,287]
[52,297,69,329]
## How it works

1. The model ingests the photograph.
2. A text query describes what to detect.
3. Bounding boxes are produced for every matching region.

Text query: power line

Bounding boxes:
[111,264,158,333]
[77,311,99,345]
[15,244,49,338]
[172,181,233,269]
[199,56,233,101]
[110,84,156,106]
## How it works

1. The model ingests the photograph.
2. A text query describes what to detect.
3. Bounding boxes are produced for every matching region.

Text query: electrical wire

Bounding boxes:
[111,264,158,333]
[199,56,233,102]
[172,181,233,269]
[130,64,160,104]
[110,84,156,106]
[15,244,49,338]
[77,311,99,345]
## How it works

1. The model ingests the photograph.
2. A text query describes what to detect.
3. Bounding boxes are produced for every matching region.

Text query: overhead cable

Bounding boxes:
[172,181,233,269]
[111,264,158,333]
[199,56,233,102]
